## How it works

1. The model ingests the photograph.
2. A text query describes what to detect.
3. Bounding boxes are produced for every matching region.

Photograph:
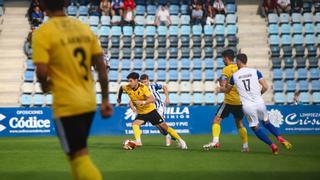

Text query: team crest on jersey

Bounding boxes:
[268,109,284,128]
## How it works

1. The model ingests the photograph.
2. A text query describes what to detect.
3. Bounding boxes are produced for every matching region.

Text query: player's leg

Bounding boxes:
[158,122,188,149]
[132,119,145,146]
[55,112,102,180]
[243,106,278,154]
[203,103,228,150]
[232,105,249,152]
[258,104,292,150]
[156,103,175,146]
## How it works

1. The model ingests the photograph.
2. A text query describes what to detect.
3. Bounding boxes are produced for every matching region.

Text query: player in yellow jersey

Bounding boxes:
[117,72,188,149]
[203,49,249,152]
[32,1,113,179]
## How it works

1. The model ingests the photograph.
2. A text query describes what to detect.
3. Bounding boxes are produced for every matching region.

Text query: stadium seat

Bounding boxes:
[180,47,189,58]
[283,57,294,69]
[268,24,279,35]
[122,48,132,59]
[168,59,178,70]
[132,59,142,70]
[271,57,281,68]
[133,48,143,59]
[109,70,119,82]
[169,93,179,105]
[204,47,214,58]
[227,25,237,36]
[204,69,214,81]
[193,47,202,58]
[226,14,237,25]
[204,81,214,92]
[273,80,284,92]
[135,16,145,26]
[121,94,130,105]
[268,13,278,24]
[192,81,203,92]
[146,47,155,58]
[78,16,89,24]
[309,57,318,68]
[273,69,283,80]
[110,47,119,59]
[216,58,225,69]
[204,93,215,104]
[192,25,202,47]
[297,68,308,80]
[180,5,189,15]
[300,92,310,104]
[310,68,320,80]
[216,35,225,47]
[303,1,312,13]
[168,81,179,92]
[287,92,294,104]
[89,16,99,26]
[144,70,154,81]
[170,5,179,15]
[67,5,77,16]
[316,24,320,35]
[286,80,296,92]
[121,59,131,70]
[292,13,302,24]
[180,93,191,105]
[214,25,225,36]
[109,82,119,93]
[147,5,157,15]
[169,70,178,81]
[307,46,317,57]
[215,14,225,25]
[101,16,110,26]
[79,6,88,16]
[281,35,292,47]
[292,24,303,35]
[296,57,306,68]
[46,94,52,106]
[33,94,45,106]
[90,26,98,35]
[181,15,191,25]
[304,23,315,34]
[157,59,167,70]
[316,12,320,24]
[299,80,309,92]
[311,80,320,92]
[109,93,117,104]
[193,58,203,70]
[269,35,279,47]
[281,24,291,35]
[180,81,192,92]
[312,92,320,104]
[270,46,280,57]
[22,83,33,94]
[20,94,32,106]
[24,71,34,82]
[193,93,204,105]
[192,70,203,81]
[136,5,145,16]
[180,70,190,81]
[217,93,224,103]
[303,13,313,24]
[144,59,154,70]
[226,4,236,14]
[204,25,214,47]
[305,34,316,46]
[180,58,190,70]
[294,45,305,57]
[282,46,292,57]
[280,13,290,24]
[274,93,286,104]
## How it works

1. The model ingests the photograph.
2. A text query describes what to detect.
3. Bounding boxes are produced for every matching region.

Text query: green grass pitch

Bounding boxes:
[0,135,320,180]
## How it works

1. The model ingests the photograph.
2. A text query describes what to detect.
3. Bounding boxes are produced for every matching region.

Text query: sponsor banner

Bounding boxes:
[0,105,319,137]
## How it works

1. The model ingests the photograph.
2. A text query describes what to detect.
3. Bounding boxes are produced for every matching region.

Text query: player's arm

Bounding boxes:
[35,63,51,93]
[135,94,155,106]
[257,70,268,94]
[217,75,234,93]
[129,100,137,113]
[117,86,124,105]
[162,85,170,105]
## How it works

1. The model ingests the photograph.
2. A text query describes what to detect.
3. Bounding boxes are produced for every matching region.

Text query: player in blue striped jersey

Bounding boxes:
[129,74,175,146]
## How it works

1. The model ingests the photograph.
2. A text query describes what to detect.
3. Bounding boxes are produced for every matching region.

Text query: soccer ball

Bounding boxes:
[123,139,137,150]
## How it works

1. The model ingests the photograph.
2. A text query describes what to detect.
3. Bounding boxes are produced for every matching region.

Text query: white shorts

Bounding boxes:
[242,103,268,127]
[156,103,165,118]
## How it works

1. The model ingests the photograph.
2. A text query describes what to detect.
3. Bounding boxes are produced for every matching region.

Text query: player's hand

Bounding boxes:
[101,100,113,118]
[165,98,170,105]
[215,86,222,93]
[131,108,137,114]
[134,100,145,106]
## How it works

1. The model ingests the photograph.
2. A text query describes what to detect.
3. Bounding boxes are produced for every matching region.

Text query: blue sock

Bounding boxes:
[263,121,280,138]
[253,127,273,145]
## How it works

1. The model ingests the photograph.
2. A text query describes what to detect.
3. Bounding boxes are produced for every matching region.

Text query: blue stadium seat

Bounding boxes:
[270,46,280,57]
[46,94,52,106]
[79,6,88,16]
[20,94,32,106]
[273,80,284,92]
[269,35,279,47]
[67,5,77,16]
[296,57,306,68]
[204,93,215,104]
[192,25,202,47]
[217,93,224,103]
[110,47,119,58]
[227,25,237,36]
[226,4,236,14]
[132,59,142,70]
[292,13,302,24]
[157,47,167,58]
[193,58,202,70]
[90,26,98,35]
[305,34,316,46]
[287,92,294,104]
[123,26,133,36]
[135,16,145,25]
[226,14,237,25]
[171,15,179,25]
[316,24,320,35]
[204,58,214,70]
[134,48,143,58]
[169,47,178,58]
[110,59,119,70]
[180,70,190,81]
[193,93,203,105]
[144,59,154,70]
[122,48,132,59]
[181,15,191,25]
[316,12,320,24]
[169,70,178,81]
[157,70,166,81]
[192,70,202,81]
[309,56,318,68]
[311,80,320,92]
[268,13,278,24]
[146,25,156,35]
[157,59,167,70]
[121,94,130,105]
[134,27,144,47]
[214,25,225,36]
[283,46,292,57]
[89,16,99,26]
[180,4,189,15]
[157,26,167,36]
[297,68,308,80]
[121,70,130,81]
[168,60,178,70]
[271,57,281,68]
[204,25,214,47]
[307,45,317,57]
[136,5,145,15]
[169,93,179,105]
[144,70,154,81]
[109,70,118,82]
[293,34,304,46]
[303,13,313,24]
[281,35,292,47]
[135,0,146,5]
[268,24,279,35]
[111,26,121,36]
[204,47,214,58]
[180,25,191,36]
[216,58,225,69]
[181,47,190,58]
[24,71,34,82]
[286,80,296,92]
[147,5,157,15]
[280,13,290,24]
[33,94,45,106]
[273,69,283,80]
[193,47,202,58]
[303,1,312,12]
[299,80,309,92]
[310,68,320,80]
[215,14,225,25]
[170,5,179,15]
[78,16,89,24]
[101,16,110,26]
[216,36,225,47]
[274,92,286,104]
[26,60,35,71]
[169,26,179,47]
[109,93,117,104]
[283,57,294,69]
[295,45,305,57]
[292,24,303,35]
[300,92,310,104]
[146,47,155,58]
[180,58,190,70]
[304,23,315,34]
[99,26,110,37]
[285,69,295,80]
[180,93,191,105]
[281,24,291,35]
[313,92,320,104]
[204,69,214,81]
[121,59,131,70]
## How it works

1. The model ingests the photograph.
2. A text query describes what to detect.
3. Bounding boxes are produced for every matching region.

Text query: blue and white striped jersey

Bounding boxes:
[148,82,164,108]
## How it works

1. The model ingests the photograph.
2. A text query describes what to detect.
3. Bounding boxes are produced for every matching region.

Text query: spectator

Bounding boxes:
[191,4,204,25]
[290,0,303,12]
[111,0,124,16]
[314,0,320,12]
[213,0,225,14]
[123,0,135,25]
[263,0,277,15]
[79,0,90,5]
[293,91,300,105]
[24,32,33,58]
[277,0,291,13]
[204,0,214,21]
[100,0,111,16]
[31,5,44,27]
[89,3,101,16]
[206,8,215,25]
[155,5,171,26]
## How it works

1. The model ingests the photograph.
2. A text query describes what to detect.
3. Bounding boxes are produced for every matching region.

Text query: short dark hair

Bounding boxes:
[127,72,140,80]
[40,0,65,11]
[140,74,149,80]
[221,49,235,60]
[237,53,248,64]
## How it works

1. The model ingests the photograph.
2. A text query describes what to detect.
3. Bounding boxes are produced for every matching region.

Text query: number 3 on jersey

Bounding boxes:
[73,47,89,81]
[242,79,250,91]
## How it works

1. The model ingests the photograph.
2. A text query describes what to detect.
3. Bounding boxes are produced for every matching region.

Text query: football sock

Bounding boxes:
[253,127,273,146]
[238,127,249,148]
[263,121,280,138]
[132,124,141,143]
[212,123,221,143]
[167,127,181,140]
[70,155,102,180]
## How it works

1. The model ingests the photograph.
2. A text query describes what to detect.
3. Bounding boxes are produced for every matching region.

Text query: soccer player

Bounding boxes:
[128,74,175,146]
[117,72,188,149]
[32,0,113,179]
[219,53,292,154]
[203,49,249,152]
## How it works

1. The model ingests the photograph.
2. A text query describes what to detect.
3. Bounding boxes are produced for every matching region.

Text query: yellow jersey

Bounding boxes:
[122,83,156,114]
[221,64,241,105]
[32,16,103,118]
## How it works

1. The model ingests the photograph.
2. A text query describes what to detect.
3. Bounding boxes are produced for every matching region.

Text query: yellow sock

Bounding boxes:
[132,124,141,142]
[70,155,102,180]
[238,127,248,147]
[212,123,221,143]
[167,127,181,140]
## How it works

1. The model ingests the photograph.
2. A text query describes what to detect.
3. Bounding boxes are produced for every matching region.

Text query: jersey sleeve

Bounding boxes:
[91,31,103,56]
[122,85,128,93]
[229,75,235,85]
[155,83,163,90]
[257,70,263,80]
[32,28,50,64]
[220,67,228,81]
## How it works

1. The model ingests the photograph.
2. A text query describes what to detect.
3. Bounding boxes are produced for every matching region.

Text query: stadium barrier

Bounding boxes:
[0,105,319,137]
